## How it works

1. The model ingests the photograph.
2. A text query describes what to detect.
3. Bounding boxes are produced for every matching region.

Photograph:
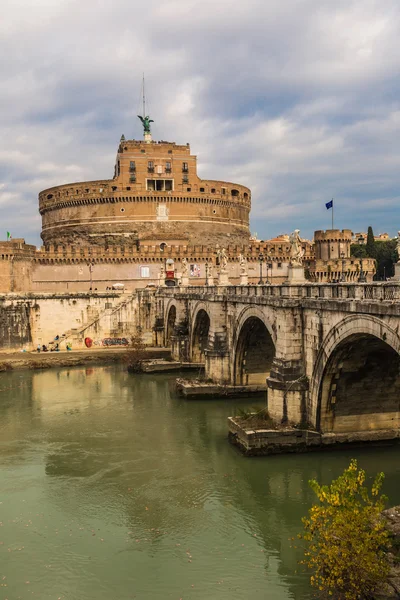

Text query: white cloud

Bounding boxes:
[1,0,400,244]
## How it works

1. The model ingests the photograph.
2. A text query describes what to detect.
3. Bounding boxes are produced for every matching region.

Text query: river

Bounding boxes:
[1,366,400,600]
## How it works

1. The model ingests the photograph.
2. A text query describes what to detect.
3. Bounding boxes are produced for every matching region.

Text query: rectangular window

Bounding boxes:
[140,266,150,278]
[182,162,188,172]
[221,187,226,195]
[129,161,136,172]
[165,162,171,172]
[146,179,174,192]
[147,180,155,191]
[157,165,163,174]
[148,161,154,172]
[117,161,120,176]
[190,264,201,277]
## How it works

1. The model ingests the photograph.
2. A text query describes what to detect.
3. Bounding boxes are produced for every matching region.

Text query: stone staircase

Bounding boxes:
[58,292,137,348]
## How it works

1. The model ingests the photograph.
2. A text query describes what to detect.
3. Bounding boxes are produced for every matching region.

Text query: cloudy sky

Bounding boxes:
[1,0,400,245]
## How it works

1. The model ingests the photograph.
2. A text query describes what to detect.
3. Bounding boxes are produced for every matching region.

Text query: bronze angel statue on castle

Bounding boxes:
[137,115,154,134]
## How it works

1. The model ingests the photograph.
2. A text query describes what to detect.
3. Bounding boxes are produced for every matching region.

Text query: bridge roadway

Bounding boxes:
[139,282,400,436]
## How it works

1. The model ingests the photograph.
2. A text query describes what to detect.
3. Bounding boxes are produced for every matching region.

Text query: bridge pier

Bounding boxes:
[267,359,309,425]
[204,331,230,384]
[170,333,190,362]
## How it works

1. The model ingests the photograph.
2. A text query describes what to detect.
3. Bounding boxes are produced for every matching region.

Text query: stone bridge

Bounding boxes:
[140,282,400,436]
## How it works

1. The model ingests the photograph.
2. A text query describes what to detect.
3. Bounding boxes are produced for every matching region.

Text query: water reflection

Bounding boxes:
[0,367,400,600]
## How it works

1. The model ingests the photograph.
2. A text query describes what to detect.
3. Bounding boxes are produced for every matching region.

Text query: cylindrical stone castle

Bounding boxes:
[39,138,251,247]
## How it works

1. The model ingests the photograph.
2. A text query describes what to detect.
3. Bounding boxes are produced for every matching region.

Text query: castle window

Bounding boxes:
[183,175,189,183]
[244,192,248,199]
[146,179,173,192]
[160,242,167,251]
[141,149,145,153]
[112,186,117,191]
[200,187,205,192]
[120,207,125,213]
[126,187,131,191]
[117,161,120,176]
[47,194,53,200]
[211,188,216,193]
[221,187,226,195]
[187,187,191,192]
[231,189,239,197]
[182,162,188,173]
[157,165,163,174]
[277,262,282,268]
[129,161,136,172]
[168,150,172,154]
[129,175,136,183]
[147,180,155,191]
[148,161,154,173]
[213,209,217,214]
[140,266,150,278]
[165,162,171,173]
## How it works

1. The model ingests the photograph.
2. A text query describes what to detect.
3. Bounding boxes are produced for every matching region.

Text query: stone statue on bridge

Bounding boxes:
[180,257,189,287]
[159,263,165,285]
[181,257,188,276]
[238,253,248,285]
[218,247,228,270]
[289,229,304,267]
[239,253,247,275]
[205,261,214,286]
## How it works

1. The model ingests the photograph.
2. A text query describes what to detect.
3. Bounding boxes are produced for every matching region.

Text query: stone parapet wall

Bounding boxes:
[0,292,136,351]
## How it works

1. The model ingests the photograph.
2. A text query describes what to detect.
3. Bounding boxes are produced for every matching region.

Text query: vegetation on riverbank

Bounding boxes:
[298,459,391,599]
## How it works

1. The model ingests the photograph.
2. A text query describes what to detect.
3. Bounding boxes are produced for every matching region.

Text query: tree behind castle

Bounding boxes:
[366,226,376,258]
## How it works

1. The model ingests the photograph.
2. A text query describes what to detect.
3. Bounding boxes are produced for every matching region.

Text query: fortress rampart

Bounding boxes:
[39,140,251,248]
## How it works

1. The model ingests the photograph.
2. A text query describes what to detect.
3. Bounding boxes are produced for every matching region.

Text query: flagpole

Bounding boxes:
[332,198,334,230]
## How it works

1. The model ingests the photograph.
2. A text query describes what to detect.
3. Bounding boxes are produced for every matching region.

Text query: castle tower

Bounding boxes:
[39,138,251,248]
[314,229,352,261]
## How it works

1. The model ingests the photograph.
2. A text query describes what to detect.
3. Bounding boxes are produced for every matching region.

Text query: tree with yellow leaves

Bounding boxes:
[299,459,391,599]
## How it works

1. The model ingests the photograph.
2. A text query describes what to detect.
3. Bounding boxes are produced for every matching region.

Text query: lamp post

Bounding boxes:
[258,253,264,285]
[359,259,366,283]
[340,251,346,282]
[265,256,272,284]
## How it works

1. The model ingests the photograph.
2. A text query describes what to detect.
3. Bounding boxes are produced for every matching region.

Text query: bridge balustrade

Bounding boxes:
[152,282,400,303]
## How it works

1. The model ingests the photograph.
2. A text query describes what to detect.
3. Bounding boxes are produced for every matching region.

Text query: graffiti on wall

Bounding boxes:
[85,337,129,348]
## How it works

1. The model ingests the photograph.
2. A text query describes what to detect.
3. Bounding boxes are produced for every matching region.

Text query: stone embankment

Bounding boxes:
[0,348,170,372]
[374,506,400,599]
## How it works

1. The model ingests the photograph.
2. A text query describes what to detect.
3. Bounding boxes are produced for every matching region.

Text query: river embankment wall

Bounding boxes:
[0,292,139,351]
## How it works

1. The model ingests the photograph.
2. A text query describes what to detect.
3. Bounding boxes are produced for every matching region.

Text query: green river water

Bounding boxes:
[1,366,400,600]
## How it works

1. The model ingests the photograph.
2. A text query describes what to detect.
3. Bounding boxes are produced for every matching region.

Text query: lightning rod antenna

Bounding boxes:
[142,73,146,118]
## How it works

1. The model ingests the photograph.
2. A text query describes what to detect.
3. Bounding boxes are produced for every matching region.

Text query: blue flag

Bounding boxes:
[325,200,333,210]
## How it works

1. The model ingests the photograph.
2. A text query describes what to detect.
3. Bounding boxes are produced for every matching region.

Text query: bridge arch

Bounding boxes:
[310,315,400,433]
[232,306,276,386]
[164,301,177,346]
[191,304,211,363]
